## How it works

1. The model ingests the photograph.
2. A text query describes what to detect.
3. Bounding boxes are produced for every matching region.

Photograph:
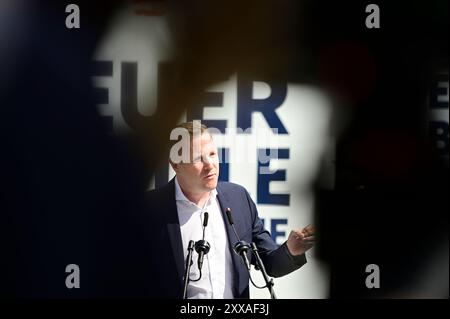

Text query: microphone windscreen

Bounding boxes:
[225,208,234,225]
[203,212,209,227]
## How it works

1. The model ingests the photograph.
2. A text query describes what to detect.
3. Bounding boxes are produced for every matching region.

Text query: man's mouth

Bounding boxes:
[204,173,215,179]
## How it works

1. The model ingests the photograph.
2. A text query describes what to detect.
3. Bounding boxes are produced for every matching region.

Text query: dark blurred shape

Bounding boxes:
[0,1,157,297]
[312,0,449,298]
[317,43,377,104]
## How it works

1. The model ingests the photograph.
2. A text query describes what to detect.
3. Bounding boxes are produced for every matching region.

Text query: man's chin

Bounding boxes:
[203,179,218,190]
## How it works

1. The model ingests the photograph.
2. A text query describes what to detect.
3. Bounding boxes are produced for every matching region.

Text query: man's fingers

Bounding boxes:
[291,229,304,238]
[291,226,316,240]
[303,224,315,236]
[301,238,315,245]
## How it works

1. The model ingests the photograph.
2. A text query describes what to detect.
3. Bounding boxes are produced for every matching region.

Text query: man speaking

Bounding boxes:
[146,121,315,299]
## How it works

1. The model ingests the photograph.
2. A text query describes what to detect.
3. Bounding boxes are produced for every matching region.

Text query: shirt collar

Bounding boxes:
[175,176,218,204]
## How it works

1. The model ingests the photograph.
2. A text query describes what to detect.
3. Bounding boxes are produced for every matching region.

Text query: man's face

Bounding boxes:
[172,133,219,194]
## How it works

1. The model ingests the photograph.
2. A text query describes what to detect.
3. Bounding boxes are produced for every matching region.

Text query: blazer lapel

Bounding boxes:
[216,183,243,297]
[164,179,185,286]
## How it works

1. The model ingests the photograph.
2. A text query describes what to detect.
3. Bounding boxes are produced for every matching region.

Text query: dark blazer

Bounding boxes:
[145,178,307,298]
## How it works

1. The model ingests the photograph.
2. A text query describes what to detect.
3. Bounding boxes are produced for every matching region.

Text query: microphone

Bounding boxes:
[203,212,209,233]
[182,240,195,299]
[195,212,210,271]
[225,208,251,270]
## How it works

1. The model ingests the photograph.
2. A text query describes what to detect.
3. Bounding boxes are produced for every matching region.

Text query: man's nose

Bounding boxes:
[203,156,213,166]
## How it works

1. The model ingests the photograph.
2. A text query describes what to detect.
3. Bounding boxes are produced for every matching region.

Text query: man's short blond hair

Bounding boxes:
[169,121,210,148]
[175,121,209,136]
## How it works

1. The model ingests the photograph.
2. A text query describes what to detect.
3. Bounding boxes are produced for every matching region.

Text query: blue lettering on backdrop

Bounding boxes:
[257,148,290,206]
[92,64,290,136]
[237,74,288,134]
[271,219,288,243]
[261,218,288,242]
[92,60,154,132]
[218,147,229,182]
[429,73,449,156]
[121,62,140,130]
[91,63,295,198]
[429,121,449,156]
[430,74,449,109]
[92,61,113,131]
[187,91,227,133]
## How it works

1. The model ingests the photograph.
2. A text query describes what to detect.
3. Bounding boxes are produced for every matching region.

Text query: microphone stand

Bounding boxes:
[182,240,195,299]
[225,207,277,299]
[250,242,277,299]
[182,212,210,299]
